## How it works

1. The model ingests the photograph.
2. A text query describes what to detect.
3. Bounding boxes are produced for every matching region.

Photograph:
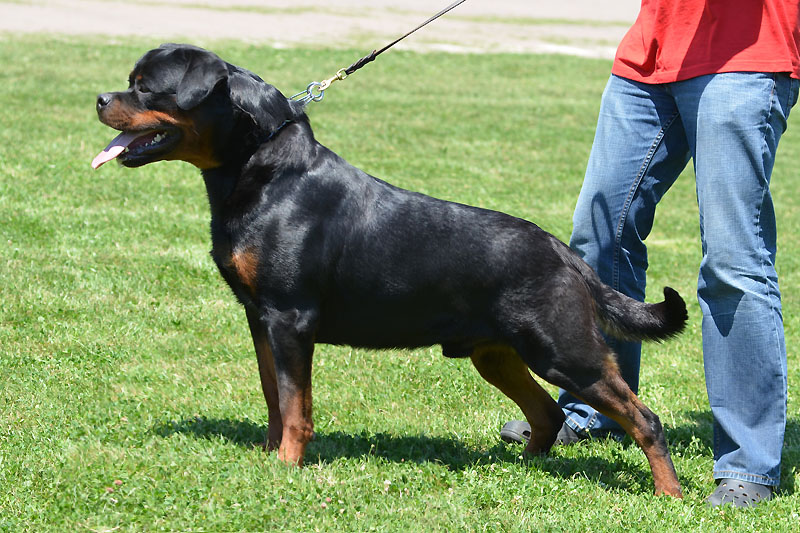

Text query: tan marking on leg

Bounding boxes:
[470,344,565,454]
[572,352,683,497]
[277,385,314,466]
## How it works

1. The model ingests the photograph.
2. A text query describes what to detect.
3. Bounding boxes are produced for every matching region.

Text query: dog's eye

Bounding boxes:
[133,75,151,94]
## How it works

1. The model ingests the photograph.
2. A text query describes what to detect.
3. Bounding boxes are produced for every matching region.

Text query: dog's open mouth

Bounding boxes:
[92,128,181,169]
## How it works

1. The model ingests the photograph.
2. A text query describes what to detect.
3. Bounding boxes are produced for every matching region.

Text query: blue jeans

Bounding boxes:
[560,72,798,486]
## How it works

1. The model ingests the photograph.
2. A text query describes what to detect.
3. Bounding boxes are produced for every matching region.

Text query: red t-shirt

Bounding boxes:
[612,0,800,83]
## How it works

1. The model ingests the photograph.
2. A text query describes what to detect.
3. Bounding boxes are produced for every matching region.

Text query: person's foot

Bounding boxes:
[500,420,604,446]
[554,422,590,445]
[706,478,773,508]
[499,420,531,444]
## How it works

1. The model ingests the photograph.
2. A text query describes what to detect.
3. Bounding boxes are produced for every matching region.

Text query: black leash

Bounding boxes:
[292,0,468,104]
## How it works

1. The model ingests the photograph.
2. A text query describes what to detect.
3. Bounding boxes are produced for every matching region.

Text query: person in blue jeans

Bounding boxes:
[501,2,800,508]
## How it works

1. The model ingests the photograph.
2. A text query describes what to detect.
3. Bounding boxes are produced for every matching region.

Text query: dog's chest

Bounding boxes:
[210,231,260,303]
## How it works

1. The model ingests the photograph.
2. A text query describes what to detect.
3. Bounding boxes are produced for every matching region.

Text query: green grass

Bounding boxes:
[1,35,799,531]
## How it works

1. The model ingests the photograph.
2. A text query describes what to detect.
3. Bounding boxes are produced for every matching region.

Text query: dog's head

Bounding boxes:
[93,44,304,170]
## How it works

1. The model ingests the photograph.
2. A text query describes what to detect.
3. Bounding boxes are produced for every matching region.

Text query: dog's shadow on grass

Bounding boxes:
[154,413,800,495]
[154,416,665,495]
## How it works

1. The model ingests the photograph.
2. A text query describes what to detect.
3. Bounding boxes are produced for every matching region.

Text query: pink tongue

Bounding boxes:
[91,131,141,169]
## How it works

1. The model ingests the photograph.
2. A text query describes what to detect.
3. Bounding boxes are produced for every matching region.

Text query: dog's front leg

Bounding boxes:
[263,309,316,467]
[246,307,283,451]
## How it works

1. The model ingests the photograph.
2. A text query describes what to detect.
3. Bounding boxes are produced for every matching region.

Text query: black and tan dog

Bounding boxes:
[93,44,687,497]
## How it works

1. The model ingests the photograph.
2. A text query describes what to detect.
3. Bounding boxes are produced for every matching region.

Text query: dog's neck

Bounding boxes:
[263,119,293,143]
[200,119,314,220]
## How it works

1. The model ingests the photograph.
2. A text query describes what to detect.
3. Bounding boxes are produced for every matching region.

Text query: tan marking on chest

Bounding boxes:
[229,248,259,293]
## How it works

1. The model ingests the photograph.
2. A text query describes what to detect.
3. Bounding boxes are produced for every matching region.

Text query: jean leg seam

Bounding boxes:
[761,75,783,358]
[756,74,786,391]
[759,75,788,466]
[611,111,682,292]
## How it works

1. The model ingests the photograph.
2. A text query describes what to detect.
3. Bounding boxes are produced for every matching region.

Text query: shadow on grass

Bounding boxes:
[153,415,673,495]
[153,412,800,495]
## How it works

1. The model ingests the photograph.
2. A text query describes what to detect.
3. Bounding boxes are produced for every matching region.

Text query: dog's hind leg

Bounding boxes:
[569,353,683,497]
[470,345,565,454]
[530,341,683,498]
[246,308,283,452]
[502,269,682,496]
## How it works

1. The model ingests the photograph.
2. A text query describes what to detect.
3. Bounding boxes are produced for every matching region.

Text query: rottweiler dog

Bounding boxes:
[93,44,687,497]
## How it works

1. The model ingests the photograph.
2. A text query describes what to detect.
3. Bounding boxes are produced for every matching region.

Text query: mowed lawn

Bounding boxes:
[1,36,799,531]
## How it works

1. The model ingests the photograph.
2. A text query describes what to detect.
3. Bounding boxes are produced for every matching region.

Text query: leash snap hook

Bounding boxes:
[292,69,348,105]
[319,68,348,92]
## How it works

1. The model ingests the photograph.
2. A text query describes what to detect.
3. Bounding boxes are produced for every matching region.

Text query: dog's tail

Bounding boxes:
[564,248,688,342]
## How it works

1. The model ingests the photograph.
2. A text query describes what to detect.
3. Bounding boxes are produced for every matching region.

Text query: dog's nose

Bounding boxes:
[96,93,113,111]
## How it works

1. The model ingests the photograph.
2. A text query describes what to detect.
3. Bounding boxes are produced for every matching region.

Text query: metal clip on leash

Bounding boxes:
[291,68,348,104]
[291,0,467,105]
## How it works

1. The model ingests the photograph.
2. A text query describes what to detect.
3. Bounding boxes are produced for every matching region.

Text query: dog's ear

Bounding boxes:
[174,48,229,110]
